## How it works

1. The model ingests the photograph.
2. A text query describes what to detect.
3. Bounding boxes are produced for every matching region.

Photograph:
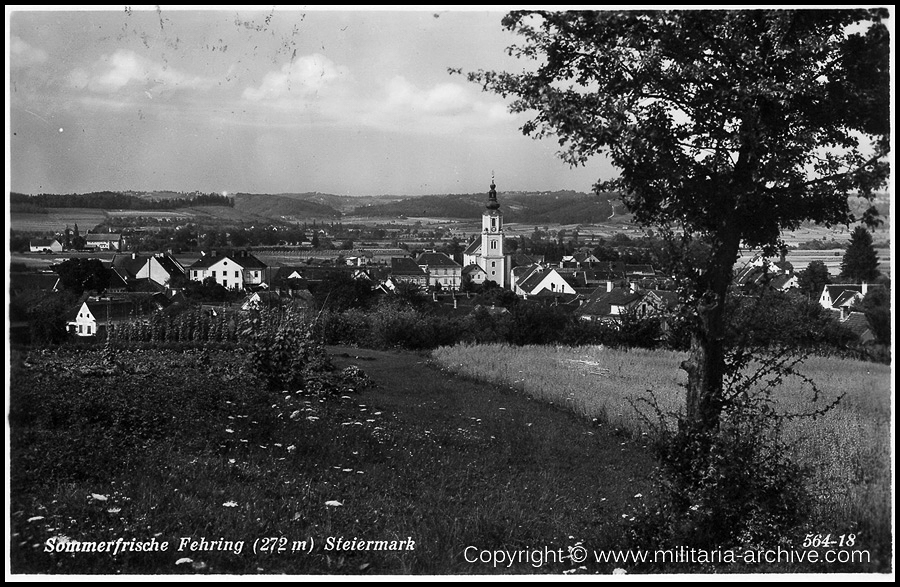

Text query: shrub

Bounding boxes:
[244,310,332,391]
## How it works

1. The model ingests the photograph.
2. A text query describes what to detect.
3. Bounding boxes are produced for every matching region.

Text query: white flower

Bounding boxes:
[107,507,121,514]
[634,493,643,498]
[222,501,238,507]
[613,568,627,575]
[91,493,108,501]
[27,516,45,522]
[286,445,296,453]
[176,557,193,565]
[225,428,234,434]
[325,500,343,507]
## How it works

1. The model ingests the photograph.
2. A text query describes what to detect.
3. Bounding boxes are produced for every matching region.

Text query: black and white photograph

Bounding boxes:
[6,6,894,577]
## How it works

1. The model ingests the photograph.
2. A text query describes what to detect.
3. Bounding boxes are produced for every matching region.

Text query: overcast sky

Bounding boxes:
[7,7,614,197]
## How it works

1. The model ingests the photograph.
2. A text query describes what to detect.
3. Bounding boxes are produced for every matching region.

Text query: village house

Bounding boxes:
[188,251,267,290]
[462,264,488,287]
[29,238,63,253]
[389,257,429,288]
[819,283,884,320]
[111,252,186,288]
[86,233,123,251]
[67,298,136,337]
[416,251,462,290]
[577,284,677,325]
[513,264,578,297]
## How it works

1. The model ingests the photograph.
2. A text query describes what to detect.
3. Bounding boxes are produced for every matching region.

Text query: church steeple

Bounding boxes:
[486,173,500,210]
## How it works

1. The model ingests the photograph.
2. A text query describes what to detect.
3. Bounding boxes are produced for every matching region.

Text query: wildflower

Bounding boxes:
[107,507,122,514]
[176,557,193,565]
[91,493,108,501]
[634,493,643,498]
[27,516,44,522]
[222,501,238,507]
[225,429,234,434]
[286,445,296,453]
[325,500,343,507]
[613,568,627,575]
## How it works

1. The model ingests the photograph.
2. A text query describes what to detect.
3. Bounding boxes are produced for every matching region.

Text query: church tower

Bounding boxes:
[480,176,507,287]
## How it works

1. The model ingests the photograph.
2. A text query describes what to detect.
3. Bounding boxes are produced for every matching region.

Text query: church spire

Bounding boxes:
[486,173,499,210]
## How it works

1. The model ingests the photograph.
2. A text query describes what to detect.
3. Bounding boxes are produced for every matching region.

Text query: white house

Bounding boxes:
[188,251,267,290]
[513,264,577,297]
[86,234,122,251]
[29,238,63,253]
[416,251,462,290]
[68,298,135,337]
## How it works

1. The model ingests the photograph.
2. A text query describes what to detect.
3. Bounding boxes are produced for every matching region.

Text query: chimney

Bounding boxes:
[862,282,868,296]
[607,280,613,293]
[132,252,137,260]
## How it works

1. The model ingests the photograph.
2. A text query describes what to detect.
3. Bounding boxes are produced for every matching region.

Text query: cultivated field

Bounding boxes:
[432,343,893,569]
[10,208,109,233]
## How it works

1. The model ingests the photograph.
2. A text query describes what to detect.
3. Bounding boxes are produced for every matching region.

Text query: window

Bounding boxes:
[491,261,496,268]
[87,326,92,334]
[78,325,83,333]
[491,218,496,229]
[490,241,497,250]
[193,271,198,278]
[235,271,239,278]
[212,271,216,277]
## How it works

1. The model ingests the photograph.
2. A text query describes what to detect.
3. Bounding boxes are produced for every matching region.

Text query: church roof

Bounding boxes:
[463,239,481,255]
[416,251,461,268]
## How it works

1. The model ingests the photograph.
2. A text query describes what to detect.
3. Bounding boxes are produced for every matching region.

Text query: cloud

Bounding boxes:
[10,35,48,67]
[369,76,515,133]
[69,49,211,94]
[242,54,349,101]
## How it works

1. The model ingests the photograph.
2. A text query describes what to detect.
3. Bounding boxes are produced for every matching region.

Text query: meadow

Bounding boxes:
[432,343,893,569]
[8,346,656,575]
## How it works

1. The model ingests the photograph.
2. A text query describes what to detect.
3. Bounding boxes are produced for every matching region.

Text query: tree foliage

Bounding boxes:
[461,9,890,434]
[54,258,110,295]
[797,260,832,297]
[840,225,881,282]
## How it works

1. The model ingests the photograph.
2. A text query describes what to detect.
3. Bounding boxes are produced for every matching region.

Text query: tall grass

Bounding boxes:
[432,343,893,566]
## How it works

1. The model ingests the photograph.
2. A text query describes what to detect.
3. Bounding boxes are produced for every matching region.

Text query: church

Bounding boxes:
[462,177,511,288]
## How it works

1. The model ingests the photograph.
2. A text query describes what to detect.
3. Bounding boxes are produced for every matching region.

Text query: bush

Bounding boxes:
[244,310,332,391]
[632,402,811,554]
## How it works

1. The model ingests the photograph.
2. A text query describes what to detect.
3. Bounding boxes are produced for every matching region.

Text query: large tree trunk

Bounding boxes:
[681,235,740,435]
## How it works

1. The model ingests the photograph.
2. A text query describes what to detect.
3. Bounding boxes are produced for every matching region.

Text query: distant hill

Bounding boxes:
[349,190,622,224]
[232,193,342,219]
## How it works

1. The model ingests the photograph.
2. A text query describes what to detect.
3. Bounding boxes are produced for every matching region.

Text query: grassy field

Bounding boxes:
[9,346,657,575]
[10,208,109,233]
[432,343,893,570]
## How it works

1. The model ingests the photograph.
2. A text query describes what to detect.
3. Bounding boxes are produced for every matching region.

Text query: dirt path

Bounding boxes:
[328,345,656,544]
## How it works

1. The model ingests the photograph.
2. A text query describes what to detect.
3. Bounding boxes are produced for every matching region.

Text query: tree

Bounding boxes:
[840,225,881,282]
[55,258,110,295]
[462,9,890,436]
[797,260,832,298]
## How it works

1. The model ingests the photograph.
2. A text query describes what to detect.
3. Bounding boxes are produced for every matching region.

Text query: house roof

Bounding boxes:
[190,252,267,270]
[86,234,121,242]
[824,284,863,300]
[463,239,481,255]
[462,264,486,276]
[625,264,655,275]
[510,253,536,267]
[841,312,872,338]
[391,257,427,276]
[10,272,59,293]
[831,290,861,308]
[578,287,642,317]
[416,251,461,268]
[82,299,137,322]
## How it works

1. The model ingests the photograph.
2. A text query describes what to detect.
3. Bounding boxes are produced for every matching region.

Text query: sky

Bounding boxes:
[7,6,615,197]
